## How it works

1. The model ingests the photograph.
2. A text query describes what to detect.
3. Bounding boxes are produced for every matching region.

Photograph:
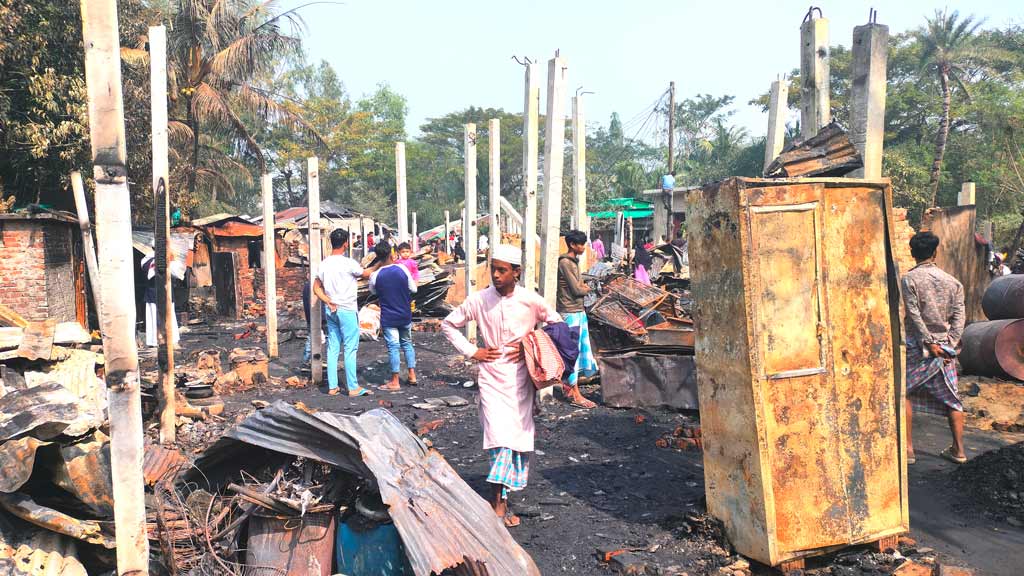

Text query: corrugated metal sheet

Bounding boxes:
[206,220,264,237]
[187,402,540,576]
[23,349,106,437]
[0,529,88,576]
[190,213,237,227]
[143,444,186,487]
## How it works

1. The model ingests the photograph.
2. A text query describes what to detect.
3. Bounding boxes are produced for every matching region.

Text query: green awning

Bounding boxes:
[587,209,653,220]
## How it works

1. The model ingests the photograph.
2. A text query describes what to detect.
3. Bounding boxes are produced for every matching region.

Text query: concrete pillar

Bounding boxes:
[444,209,451,253]
[850,21,889,178]
[800,14,831,139]
[395,142,408,241]
[539,53,568,307]
[307,157,322,385]
[572,94,588,270]
[489,118,501,253]
[764,78,789,172]
[411,211,418,251]
[959,182,976,206]
[464,124,478,342]
[261,174,278,359]
[522,61,541,290]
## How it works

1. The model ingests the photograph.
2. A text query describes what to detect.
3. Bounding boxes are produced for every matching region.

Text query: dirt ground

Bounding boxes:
[149,318,1024,576]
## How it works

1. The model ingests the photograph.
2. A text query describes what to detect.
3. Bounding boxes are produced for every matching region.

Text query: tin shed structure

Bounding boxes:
[687,177,908,567]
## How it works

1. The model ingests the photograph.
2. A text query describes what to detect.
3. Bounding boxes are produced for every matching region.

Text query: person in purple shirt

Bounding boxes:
[370,242,418,391]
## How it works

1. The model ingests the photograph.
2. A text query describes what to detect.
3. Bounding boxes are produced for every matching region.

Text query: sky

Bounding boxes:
[285,0,1020,143]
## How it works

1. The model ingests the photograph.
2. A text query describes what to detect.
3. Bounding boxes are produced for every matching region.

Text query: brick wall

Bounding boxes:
[252,265,306,318]
[0,219,78,322]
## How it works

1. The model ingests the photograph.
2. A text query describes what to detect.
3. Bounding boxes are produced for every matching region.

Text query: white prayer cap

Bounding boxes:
[491,244,522,267]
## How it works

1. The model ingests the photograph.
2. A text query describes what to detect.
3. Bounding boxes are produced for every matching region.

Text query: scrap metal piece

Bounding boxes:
[0,383,80,442]
[187,402,540,576]
[0,437,50,493]
[44,431,114,518]
[0,492,114,549]
[0,529,88,576]
[599,348,698,409]
[142,444,186,487]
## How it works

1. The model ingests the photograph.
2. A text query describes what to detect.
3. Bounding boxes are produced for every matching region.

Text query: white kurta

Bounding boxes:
[441,285,561,453]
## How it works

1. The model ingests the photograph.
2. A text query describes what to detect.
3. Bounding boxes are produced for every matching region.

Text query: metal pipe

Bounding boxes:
[959,319,1024,380]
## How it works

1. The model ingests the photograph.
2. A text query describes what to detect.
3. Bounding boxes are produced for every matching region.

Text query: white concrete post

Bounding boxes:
[959,182,976,206]
[261,174,278,358]
[539,53,568,307]
[800,14,831,139]
[489,118,501,254]
[522,61,541,290]
[464,124,478,342]
[307,157,323,385]
[764,78,789,172]
[850,21,888,179]
[411,211,418,251]
[444,209,451,254]
[572,93,588,270]
[81,0,149,570]
[395,142,408,241]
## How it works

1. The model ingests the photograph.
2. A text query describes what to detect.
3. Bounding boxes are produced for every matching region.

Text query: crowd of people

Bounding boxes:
[303,218,986,527]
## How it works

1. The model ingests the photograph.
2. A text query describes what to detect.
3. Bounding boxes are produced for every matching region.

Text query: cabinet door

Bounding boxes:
[746,194,851,553]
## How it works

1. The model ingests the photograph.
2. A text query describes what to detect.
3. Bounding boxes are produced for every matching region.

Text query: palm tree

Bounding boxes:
[166,0,322,201]
[917,9,984,207]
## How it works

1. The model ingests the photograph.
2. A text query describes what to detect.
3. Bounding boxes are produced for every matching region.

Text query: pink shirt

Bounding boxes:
[442,285,561,452]
[395,258,420,282]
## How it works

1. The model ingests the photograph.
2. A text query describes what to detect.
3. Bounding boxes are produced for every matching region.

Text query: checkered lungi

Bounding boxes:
[563,311,598,386]
[486,447,530,499]
[906,340,963,416]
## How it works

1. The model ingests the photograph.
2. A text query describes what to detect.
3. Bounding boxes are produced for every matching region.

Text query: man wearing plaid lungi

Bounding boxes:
[557,230,599,409]
[902,231,967,465]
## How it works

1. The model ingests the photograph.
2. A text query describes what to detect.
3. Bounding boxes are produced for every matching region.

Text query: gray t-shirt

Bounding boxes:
[317,254,364,311]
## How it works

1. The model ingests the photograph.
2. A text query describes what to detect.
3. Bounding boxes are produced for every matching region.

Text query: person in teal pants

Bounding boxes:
[313,228,375,396]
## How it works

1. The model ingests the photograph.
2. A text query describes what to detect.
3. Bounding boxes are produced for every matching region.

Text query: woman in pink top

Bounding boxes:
[442,244,561,527]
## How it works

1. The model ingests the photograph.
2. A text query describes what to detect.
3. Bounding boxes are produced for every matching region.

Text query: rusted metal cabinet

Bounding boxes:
[687,178,908,567]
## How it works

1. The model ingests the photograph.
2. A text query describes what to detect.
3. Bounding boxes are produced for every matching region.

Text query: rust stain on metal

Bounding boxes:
[689,178,906,567]
[47,430,114,517]
[0,437,49,493]
[143,444,187,487]
[0,492,114,549]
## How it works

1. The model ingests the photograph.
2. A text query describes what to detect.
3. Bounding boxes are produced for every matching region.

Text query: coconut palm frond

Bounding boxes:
[192,82,265,168]
[168,120,195,146]
[209,28,301,82]
[120,47,149,66]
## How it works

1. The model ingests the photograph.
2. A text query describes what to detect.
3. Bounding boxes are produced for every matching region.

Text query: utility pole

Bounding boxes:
[572,91,588,269]
[539,52,568,307]
[850,11,888,178]
[522,60,541,290]
[764,78,789,173]
[70,171,102,323]
[396,142,408,241]
[959,182,976,206]
[80,0,149,572]
[800,8,831,139]
[261,174,278,358]
[489,118,501,254]
[149,24,175,444]
[464,124,478,342]
[667,81,675,174]
[307,157,323,385]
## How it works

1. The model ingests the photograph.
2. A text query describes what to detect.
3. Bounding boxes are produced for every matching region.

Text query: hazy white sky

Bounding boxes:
[286,0,1020,141]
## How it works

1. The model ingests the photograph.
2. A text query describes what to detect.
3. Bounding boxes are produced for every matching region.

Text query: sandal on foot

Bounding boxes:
[907,454,916,465]
[378,383,401,392]
[940,446,967,464]
[503,513,521,528]
[348,386,374,397]
[326,388,340,396]
[570,396,597,409]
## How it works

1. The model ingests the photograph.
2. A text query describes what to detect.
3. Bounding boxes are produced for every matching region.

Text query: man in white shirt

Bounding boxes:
[313,228,374,396]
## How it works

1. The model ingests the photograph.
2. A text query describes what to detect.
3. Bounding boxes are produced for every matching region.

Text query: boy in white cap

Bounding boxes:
[441,244,562,527]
